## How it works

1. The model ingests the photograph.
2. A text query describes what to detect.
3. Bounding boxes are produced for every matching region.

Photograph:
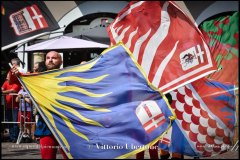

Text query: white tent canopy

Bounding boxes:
[16,36,109,52]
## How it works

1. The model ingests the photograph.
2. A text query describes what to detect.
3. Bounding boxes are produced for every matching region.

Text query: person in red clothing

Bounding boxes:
[11,51,68,159]
[1,72,22,142]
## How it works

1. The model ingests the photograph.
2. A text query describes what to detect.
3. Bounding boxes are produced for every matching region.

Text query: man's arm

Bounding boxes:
[2,88,18,94]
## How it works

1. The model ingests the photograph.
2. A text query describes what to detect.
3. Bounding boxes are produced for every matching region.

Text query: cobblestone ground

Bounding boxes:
[1,142,239,159]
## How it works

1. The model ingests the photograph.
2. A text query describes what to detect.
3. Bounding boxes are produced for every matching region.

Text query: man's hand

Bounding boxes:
[10,66,22,76]
[18,93,23,98]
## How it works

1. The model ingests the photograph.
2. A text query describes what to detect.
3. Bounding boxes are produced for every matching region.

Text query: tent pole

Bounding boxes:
[22,44,25,68]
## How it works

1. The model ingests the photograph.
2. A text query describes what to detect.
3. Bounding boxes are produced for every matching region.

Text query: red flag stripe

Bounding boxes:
[143,105,153,117]
[160,137,170,145]
[146,119,166,133]
[143,113,165,128]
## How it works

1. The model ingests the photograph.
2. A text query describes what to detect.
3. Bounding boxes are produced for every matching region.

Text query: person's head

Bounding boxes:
[6,71,18,84]
[33,61,47,72]
[45,51,62,70]
[33,62,40,72]
[21,85,25,91]
[11,58,21,67]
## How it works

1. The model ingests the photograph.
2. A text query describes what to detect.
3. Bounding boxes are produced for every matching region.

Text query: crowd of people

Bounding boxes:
[2,58,46,144]
[1,53,67,159]
[2,58,25,143]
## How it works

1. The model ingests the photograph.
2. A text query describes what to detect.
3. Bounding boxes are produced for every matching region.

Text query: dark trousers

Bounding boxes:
[136,142,159,159]
[6,108,19,141]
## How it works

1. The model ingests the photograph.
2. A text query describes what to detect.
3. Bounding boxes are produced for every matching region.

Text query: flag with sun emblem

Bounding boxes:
[18,43,175,159]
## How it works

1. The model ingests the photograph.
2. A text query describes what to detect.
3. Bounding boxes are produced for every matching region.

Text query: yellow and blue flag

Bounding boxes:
[19,43,175,159]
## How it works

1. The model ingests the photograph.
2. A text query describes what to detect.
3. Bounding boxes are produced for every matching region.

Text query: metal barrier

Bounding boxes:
[1,93,19,124]
[1,93,36,144]
[16,97,35,144]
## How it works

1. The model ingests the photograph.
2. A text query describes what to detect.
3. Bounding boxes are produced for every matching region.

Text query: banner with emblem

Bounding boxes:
[107,1,217,94]
[1,1,59,50]
[18,42,175,159]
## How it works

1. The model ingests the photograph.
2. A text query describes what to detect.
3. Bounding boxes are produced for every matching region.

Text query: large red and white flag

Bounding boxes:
[107,1,217,94]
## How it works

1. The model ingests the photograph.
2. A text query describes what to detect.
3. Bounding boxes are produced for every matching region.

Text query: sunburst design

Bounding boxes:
[21,59,111,150]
